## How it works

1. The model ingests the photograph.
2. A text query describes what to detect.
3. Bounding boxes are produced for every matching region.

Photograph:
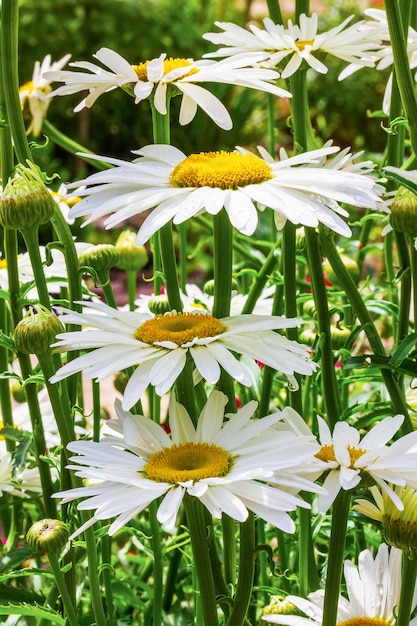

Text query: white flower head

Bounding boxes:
[0,452,42,498]
[19,53,71,136]
[45,47,291,129]
[314,414,417,511]
[49,299,316,410]
[54,391,322,537]
[263,543,417,625]
[66,143,382,245]
[204,13,382,79]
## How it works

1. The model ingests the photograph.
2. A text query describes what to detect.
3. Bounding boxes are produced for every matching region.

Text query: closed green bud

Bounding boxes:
[27,519,69,554]
[203,278,239,296]
[389,186,417,237]
[148,294,172,316]
[261,596,303,617]
[115,230,148,271]
[323,253,360,287]
[0,162,55,231]
[14,306,64,356]
[79,244,119,274]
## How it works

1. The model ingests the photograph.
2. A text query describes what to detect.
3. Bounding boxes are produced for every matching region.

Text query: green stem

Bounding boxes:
[321,491,351,626]
[100,534,117,626]
[0,301,15,452]
[397,554,417,626]
[149,500,163,626]
[305,228,341,426]
[226,513,255,626]
[288,70,317,153]
[184,496,219,626]
[42,119,113,170]
[222,515,236,587]
[0,0,32,164]
[265,0,283,24]
[126,270,137,311]
[21,227,52,310]
[47,553,79,626]
[385,0,417,157]
[240,240,279,315]
[321,229,413,432]
[212,210,233,318]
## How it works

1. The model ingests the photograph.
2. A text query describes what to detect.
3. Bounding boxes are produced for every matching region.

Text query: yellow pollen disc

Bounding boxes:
[315,444,367,466]
[295,39,315,50]
[144,442,232,483]
[337,618,392,626]
[134,312,227,346]
[19,81,52,96]
[132,58,198,81]
[0,259,7,270]
[170,151,273,190]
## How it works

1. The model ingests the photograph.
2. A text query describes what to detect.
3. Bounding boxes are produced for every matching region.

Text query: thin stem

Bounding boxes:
[321,491,351,626]
[21,227,52,310]
[240,240,279,315]
[149,500,164,626]
[320,228,413,433]
[184,496,219,626]
[126,270,137,311]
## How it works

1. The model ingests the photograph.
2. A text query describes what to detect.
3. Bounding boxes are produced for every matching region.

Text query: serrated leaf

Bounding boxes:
[0,602,65,624]
[0,545,34,574]
[390,332,417,367]
[0,332,16,353]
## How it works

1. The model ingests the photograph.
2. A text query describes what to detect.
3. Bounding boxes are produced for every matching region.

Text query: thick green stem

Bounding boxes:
[397,554,417,626]
[240,241,279,315]
[305,228,341,426]
[385,0,417,157]
[322,491,351,626]
[226,513,255,626]
[47,553,79,626]
[149,500,164,626]
[184,496,219,626]
[0,0,32,164]
[21,227,52,311]
[212,210,233,319]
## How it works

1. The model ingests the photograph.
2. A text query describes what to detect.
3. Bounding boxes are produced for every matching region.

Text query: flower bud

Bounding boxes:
[323,254,360,287]
[115,230,148,272]
[0,162,55,231]
[148,294,172,316]
[203,278,239,296]
[79,244,119,274]
[14,306,64,356]
[389,186,417,236]
[26,518,69,553]
[262,596,302,617]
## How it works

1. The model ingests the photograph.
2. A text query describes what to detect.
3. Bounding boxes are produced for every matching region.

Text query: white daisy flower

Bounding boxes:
[66,143,382,244]
[204,13,382,79]
[45,47,291,129]
[49,299,316,410]
[0,452,42,498]
[19,53,71,136]
[54,391,323,537]
[314,414,417,511]
[339,9,417,114]
[262,543,417,625]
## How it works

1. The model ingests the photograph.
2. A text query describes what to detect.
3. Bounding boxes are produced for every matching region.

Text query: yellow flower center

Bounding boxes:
[19,81,52,97]
[144,442,232,483]
[134,312,227,346]
[132,58,198,81]
[315,444,367,466]
[337,618,392,626]
[295,39,315,50]
[170,151,273,190]
[0,259,7,270]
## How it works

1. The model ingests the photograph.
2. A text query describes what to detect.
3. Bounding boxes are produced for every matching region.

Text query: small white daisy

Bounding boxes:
[19,53,71,136]
[54,391,322,537]
[204,13,382,79]
[263,543,417,626]
[314,414,417,511]
[66,143,382,244]
[45,47,291,129]
[49,298,316,410]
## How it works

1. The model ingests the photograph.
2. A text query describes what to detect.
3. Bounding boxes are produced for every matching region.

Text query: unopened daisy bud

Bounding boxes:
[0,162,55,231]
[14,306,64,356]
[147,294,172,316]
[330,324,351,349]
[389,186,417,237]
[203,278,239,296]
[115,230,148,272]
[262,596,302,617]
[295,230,306,253]
[323,254,360,287]
[26,518,69,553]
[114,370,129,395]
[299,328,317,346]
[79,244,119,275]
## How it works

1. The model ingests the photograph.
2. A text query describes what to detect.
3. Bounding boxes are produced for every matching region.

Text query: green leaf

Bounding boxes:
[0,545,34,574]
[390,332,417,366]
[383,168,417,195]
[0,603,65,624]
[0,332,16,353]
